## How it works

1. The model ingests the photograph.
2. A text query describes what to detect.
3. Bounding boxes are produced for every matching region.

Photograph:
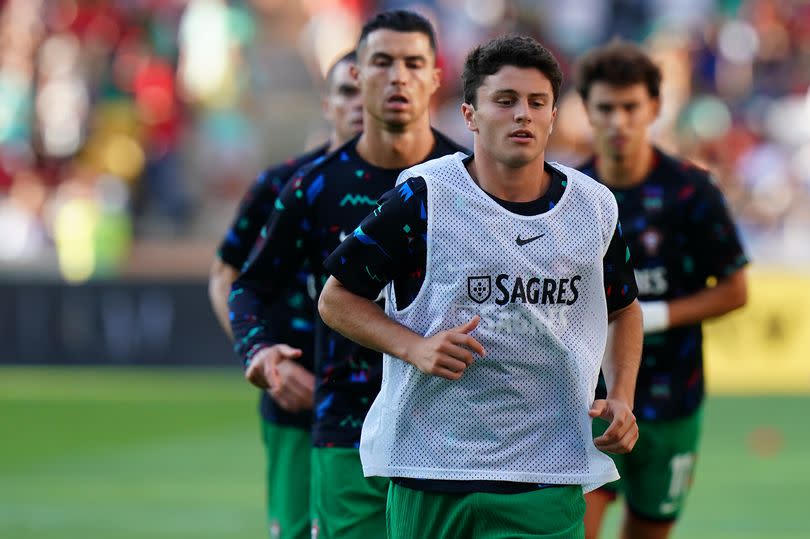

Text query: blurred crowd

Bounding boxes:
[0,0,808,281]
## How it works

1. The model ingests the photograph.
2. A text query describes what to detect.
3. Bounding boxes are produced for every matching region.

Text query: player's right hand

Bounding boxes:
[404,316,486,380]
[245,344,302,390]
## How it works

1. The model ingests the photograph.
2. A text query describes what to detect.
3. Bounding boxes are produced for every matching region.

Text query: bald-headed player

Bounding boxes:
[575,41,748,539]
[209,51,362,539]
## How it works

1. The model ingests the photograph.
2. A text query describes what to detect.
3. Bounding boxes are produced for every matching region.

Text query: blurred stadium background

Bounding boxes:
[0,0,807,538]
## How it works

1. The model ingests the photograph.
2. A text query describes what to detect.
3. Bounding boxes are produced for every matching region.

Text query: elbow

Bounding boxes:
[318,278,337,330]
[319,277,354,333]
[609,298,641,324]
[207,280,216,308]
[731,280,748,312]
[727,269,748,313]
[209,257,239,306]
[207,260,224,307]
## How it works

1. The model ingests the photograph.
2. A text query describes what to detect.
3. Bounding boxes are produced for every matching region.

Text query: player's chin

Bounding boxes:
[500,149,538,168]
[381,112,413,130]
[608,147,629,162]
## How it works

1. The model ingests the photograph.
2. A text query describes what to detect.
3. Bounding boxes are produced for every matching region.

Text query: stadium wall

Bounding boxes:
[704,268,810,394]
[1,269,808,395]
[0,281,234,366]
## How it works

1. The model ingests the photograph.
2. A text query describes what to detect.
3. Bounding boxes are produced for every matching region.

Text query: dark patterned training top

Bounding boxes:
[579,147,748,421]
[229,130,466,447]
[218,143,328,428]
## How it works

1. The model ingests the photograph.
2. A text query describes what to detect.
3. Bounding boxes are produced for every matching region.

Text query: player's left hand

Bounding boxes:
[245,344,302,390]
[589,399,638,454]
[270,360,315,412]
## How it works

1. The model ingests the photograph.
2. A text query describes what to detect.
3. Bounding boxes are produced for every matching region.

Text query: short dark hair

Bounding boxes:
[325,50,357,89]
[462,35,562,107]
[357,10,437,55]
[574,40,662,101]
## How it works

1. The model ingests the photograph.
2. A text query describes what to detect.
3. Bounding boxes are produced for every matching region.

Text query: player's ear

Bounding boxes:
[461,102,477,133]
[431,66,442,93]
[349,63,360,82]
[321,95,333,122]
[549,106,557,134]
[651,95,661,119]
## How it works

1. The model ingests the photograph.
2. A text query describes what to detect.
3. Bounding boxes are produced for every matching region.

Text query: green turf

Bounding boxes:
[0,367,265,539]
[1,367,807,538]
[592,396,808,539]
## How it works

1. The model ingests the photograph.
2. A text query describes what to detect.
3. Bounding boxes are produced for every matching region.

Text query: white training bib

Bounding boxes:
[360,152,620,492]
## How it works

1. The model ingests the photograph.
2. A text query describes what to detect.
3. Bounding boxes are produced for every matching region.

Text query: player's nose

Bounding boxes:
[609,109,628,128]
[389,60,408,84]
[514,100,532,123]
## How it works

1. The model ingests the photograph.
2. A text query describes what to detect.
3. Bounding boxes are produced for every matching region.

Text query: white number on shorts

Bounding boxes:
[667,452,695,499]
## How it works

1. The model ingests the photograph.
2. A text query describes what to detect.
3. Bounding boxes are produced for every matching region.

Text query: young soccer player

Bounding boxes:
[209,52,362,539]
[318,35,643,539]
[229,11,465,538]
[574,41,748,539]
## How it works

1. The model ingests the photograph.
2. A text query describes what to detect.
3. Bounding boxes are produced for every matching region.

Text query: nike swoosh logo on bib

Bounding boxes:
[516,234,545,246]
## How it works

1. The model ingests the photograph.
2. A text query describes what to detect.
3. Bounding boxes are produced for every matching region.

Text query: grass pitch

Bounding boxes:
[0,367,806,538]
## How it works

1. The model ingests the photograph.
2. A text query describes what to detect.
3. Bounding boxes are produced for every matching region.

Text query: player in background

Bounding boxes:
[574,41,748,539]
[208,51,362,539]
[318,35,642,539]
[229,11,465,539]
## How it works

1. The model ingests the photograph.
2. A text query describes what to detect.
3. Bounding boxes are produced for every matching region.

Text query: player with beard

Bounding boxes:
[574,41,748,539]
[208,52,362,539]
[229,10,465,539]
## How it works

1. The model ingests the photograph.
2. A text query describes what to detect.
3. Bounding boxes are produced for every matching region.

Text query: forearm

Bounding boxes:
[229,225,305,361]
[208,258,238,340]
[666,268,747,328]
[318,276,422,361]
[229,275,281,364]
[604,300,643,407]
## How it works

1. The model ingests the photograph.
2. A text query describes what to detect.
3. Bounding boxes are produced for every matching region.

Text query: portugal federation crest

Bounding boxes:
[467,276,491,304]
[640,227,663,256]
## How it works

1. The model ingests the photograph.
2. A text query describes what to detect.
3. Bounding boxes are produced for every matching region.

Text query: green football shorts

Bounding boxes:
[261,420,311,539]
[387,482,585,539]
[592,406,703,521]
[310,447,389,539]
